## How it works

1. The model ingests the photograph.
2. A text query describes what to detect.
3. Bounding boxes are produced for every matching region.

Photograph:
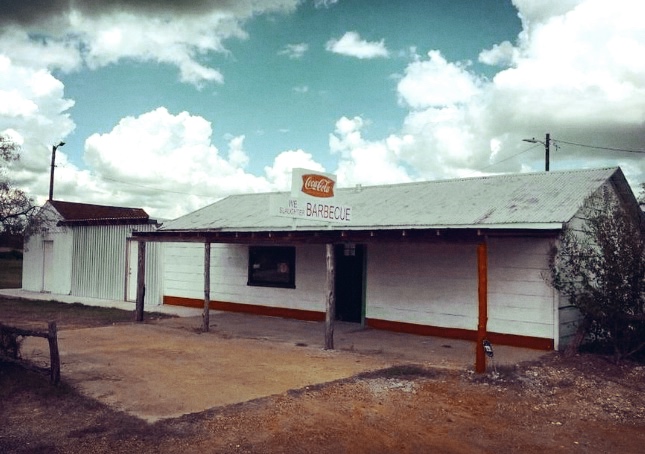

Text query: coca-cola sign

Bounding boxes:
[301,174,335,198]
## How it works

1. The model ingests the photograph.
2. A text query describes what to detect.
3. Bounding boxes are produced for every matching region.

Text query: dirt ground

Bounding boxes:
[1,301,645,453]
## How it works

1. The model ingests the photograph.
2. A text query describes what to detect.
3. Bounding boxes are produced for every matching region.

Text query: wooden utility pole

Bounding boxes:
[324,243,336,350]
[475,242,488,373]
[522,133,551,171]
[48,142,65,200]
[203,242,211,332]
[544,133,550,172]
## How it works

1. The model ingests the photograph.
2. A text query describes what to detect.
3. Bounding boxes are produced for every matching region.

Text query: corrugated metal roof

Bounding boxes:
[49,200,149,225]
[161,167,623,232]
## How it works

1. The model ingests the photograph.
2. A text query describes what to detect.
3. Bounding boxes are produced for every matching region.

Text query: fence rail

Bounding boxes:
[0,321,60,384]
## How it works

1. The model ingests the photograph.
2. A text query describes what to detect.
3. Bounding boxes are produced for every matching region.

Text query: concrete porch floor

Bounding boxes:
[0,288,548,370]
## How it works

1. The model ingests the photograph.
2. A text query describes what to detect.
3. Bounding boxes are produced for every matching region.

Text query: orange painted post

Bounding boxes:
[476,242,488,373]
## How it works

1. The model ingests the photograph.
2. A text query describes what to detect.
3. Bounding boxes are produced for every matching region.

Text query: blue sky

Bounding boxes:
[1,0,643,219]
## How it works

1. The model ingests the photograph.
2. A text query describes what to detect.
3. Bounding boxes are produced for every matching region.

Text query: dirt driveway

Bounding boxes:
[6,308,645,453]
[21,311,544,422]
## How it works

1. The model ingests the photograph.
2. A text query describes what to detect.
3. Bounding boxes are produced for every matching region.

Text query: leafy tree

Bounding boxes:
[1,135,37,235]
[550,190,645,362]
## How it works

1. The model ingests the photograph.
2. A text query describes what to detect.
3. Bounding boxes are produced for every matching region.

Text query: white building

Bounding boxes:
[132,167,642,351]
[22,200,161,305]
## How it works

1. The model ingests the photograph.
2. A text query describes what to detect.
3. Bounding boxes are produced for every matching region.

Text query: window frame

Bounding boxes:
[247,246,296,289]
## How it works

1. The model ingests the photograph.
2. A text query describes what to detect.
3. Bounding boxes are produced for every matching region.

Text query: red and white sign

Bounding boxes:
[301,174,335,198]
[291,168,337,199]
[269,168,352,224]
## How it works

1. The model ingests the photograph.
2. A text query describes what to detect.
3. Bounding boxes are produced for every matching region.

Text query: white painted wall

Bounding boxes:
[164,243,327,311]
[366,242,479,330]
[22,230,73,294]
[486,236,556,339]
[163,237,560,342]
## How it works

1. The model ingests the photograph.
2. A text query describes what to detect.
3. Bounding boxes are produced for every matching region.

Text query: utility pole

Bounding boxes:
[49,141,65,200]
[544,133,550,172]
[522,133,551,171]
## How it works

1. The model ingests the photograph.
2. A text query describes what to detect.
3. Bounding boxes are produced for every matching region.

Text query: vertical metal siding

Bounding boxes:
[70,224,162,305]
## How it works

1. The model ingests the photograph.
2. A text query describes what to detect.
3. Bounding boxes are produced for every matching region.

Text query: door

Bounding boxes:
[42,240,54,292]
[334,244,365,323]
[125,239,138,302]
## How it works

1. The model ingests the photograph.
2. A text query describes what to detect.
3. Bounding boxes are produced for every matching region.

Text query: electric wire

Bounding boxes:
[553,139,645,154]
[101,176,215,198]
[480,143,541,171]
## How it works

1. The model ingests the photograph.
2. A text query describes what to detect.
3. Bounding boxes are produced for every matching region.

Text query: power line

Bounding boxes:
[102,176,215,198]
[481,143,541,171]
[553,139,645,154]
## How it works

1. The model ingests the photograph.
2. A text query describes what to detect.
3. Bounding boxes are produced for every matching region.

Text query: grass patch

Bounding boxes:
[0,297,173,330]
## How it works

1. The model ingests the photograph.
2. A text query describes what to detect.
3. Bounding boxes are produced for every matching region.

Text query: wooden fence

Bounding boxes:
[0,321,60,384]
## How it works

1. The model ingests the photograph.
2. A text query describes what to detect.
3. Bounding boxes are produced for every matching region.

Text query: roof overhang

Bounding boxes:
[132,225,562,245]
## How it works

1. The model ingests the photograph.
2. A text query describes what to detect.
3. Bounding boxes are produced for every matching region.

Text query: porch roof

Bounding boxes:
[133,167,633,244]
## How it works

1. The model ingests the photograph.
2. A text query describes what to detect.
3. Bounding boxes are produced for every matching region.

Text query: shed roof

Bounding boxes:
[160,167,628,234]
[48,200,150,226]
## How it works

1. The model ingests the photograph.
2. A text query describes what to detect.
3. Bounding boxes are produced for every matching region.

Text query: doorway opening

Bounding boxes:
[334,243,365,324]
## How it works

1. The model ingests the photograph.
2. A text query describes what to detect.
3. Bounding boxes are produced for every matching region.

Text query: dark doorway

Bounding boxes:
[334,244,365,323]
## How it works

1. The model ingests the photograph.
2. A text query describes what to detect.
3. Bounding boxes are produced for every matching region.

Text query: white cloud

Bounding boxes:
[329,116,412,186]
[327,0,644,187]
[0,56,74,184]
[278,43,309,59]
[264,150,325,190]
[227,135,250,168]
[314,0,339,8]
[82,107,275,217]
[0,0,299,87]
[397,50,481,109]
[478,41,518,67]
[326,31,389,59]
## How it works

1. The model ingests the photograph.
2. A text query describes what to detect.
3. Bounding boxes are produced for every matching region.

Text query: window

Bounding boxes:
[248,246,296,288]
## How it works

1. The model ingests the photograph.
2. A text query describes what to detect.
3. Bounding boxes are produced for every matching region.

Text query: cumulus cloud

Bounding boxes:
[0,0,299,86]
[326,31,389,59]
[397,50,481,109]
[330,0,644,187]
[329,116,412,185]
[278,43,309,59]
[0,55,74,185]
[264,150,325,190]
[83,107,275,217]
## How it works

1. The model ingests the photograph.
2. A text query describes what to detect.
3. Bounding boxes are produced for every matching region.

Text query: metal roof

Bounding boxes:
[161,167,625,233]
[48,200,150,225]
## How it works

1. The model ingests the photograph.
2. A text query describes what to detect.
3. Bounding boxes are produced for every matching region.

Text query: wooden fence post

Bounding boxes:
[135,241,146,322]
[47,321,60,385]
[324,243,336,350]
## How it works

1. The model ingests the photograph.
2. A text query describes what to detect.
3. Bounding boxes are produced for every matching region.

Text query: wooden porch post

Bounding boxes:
[324,243,336,350]
[203,242,211,332]
[135,240,146,322]
[476,241,488,373]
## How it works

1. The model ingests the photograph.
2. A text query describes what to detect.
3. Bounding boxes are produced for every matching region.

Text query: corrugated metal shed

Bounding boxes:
[161,167,625,232]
